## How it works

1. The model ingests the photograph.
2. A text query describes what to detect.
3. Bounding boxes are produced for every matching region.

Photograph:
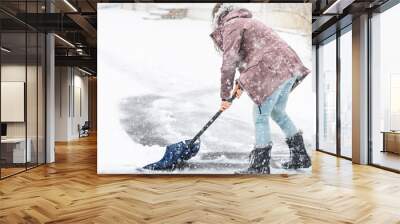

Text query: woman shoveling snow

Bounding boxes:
[210,3,312,174]
[143,4,311,174]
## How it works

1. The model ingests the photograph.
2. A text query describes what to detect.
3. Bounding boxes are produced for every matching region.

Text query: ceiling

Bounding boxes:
[0,0,393,74]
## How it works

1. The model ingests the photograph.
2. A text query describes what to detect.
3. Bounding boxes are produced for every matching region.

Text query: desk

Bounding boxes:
[382,131,400,154]
[1,138,31,163]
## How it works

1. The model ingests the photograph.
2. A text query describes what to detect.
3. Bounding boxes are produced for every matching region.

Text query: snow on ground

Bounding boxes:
[98,8,314,174]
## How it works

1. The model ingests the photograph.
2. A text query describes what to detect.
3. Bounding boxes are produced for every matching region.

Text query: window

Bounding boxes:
[370,3,400,171]
[340,28,352,158]
[318,37,337,154]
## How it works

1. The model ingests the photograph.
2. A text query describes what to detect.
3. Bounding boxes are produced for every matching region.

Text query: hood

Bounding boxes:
[219,8,252,25]
[210,7,252,51]
[212,6,253,29]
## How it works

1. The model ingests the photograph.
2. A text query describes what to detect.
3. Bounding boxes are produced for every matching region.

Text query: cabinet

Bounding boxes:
[382,131,400,154]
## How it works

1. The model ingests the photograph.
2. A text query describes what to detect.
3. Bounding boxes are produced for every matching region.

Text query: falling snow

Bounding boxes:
[98,7,314,174]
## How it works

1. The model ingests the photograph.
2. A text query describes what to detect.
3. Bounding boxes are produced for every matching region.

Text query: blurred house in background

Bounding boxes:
[120,3,311,34]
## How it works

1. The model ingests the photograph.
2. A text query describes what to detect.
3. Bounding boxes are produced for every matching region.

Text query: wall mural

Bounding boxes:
[98,3,314,174]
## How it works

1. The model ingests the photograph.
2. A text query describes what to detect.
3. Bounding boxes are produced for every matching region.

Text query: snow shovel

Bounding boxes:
[143,91,237,171]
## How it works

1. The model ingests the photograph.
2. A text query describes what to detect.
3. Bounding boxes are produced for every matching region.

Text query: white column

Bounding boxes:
[46,33,55,163]
[45,0,56,163]
[54,67,73,141]
[352,14,369,164]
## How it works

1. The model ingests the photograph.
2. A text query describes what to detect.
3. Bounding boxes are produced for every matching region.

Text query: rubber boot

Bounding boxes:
[239,145,272,174]
[282,132,311,169]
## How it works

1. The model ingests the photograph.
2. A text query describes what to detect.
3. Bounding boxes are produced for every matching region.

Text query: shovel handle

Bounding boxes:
[188,93,236,147]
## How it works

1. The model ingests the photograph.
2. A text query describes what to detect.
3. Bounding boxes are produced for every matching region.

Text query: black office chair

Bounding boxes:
[79,121,90,138]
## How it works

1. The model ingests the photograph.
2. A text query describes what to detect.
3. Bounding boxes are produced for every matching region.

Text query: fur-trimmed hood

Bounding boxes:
[210,7,252,52]
[212,6,252,29]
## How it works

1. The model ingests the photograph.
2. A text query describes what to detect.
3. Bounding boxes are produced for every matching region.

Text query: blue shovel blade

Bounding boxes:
[143,139,200,171]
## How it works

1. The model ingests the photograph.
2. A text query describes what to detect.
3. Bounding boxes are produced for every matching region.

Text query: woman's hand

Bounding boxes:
[220,83,242,111]
[220,100,231,111]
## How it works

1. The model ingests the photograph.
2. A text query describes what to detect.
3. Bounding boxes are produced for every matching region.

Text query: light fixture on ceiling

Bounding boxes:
[1,47,11,53]
[54,34,75,48]
[78,67,93,76]
[63,0,78,12]
[76,48,86,55]
[322,0,355,15]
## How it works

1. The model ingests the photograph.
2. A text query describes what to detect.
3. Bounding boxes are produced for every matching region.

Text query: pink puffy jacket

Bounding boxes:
[210,8,310,105]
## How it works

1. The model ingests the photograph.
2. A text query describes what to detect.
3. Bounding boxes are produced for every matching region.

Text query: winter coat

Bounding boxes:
[210,8,310,105]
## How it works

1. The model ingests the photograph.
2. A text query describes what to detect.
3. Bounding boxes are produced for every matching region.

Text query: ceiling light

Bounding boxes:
[323,0,355,15]
[1,47,11,53]
[76,49,85,55]
[63,0,78,12]
[78,67,93,76]
[54,34,75,48]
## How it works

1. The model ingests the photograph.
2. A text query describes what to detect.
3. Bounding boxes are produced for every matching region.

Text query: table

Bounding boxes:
[381,131,400,154]
[1,138,32,164]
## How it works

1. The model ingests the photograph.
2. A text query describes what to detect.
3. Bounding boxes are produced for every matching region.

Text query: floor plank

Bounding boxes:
[1,134,400,223]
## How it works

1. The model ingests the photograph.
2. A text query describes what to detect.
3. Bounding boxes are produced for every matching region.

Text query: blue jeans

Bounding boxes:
[254,77,298,148]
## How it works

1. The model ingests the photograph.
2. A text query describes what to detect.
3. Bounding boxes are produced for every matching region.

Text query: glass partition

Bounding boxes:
[0,2,46,179]
[339,28,352,158]
[26,0,42,169]
[318,36,337,154]
[1,31,28,177]
[27,30,38,169]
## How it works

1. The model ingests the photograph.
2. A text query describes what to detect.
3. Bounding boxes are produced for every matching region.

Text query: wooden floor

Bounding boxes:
[1,135,400,224]
[1,167,26,178]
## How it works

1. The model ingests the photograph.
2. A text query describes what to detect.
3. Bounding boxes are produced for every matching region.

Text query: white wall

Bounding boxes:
[71,73,89,138]
[55,67,89,141]
[55,66,68,141]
